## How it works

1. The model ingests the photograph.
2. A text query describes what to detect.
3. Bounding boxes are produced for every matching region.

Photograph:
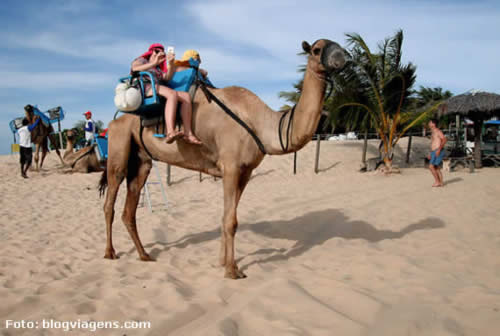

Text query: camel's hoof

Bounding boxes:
[104,250,119,260]
[140,254,155,262]
[224,266,247,279]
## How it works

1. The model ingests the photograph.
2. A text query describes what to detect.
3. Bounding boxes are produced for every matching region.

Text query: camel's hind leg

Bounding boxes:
[103,122,131,260]
[220,167,252,279]
[103,167,126,259]
[122,155,153,261]
[48,133,65,166]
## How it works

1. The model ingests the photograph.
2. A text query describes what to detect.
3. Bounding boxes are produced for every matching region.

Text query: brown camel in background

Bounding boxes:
[62,129,104,173]
[24,104,65,171]
[99,39,346,279]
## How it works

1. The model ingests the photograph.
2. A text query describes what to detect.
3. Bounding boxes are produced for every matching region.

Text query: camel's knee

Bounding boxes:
[104,206,114,219]
[223,218,238,237]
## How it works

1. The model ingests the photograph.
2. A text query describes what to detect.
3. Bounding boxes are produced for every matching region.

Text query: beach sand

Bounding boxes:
[1,137,499,335]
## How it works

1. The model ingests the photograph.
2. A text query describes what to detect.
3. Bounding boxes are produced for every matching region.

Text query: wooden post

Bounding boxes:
[361,129,368,169]
[314,135,321,173]
[166,164,171,186]
[293,151,297,175]
[455,115,460,143]
[199,172,202,182]
[473,119,483,168]
[58,118,63,150]
[405,135,412,164]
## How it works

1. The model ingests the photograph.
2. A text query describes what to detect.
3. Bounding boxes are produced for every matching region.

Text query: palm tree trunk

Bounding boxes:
[473,119,483,168]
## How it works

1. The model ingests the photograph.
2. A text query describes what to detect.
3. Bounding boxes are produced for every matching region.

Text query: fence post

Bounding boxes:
[406,135,412,164]
[293,151,297,175]
[166,164,171,186]
[314,135,321,173]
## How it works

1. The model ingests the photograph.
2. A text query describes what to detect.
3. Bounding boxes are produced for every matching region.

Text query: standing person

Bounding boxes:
[17,117,40,178]
[83,111,96,146]
[428,118,447,187]
[131,43,202,145]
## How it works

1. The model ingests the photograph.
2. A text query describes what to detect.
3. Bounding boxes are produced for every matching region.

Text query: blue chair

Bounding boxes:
[118,72,165,119]
[117,58,213,115]
[94,134,108,163]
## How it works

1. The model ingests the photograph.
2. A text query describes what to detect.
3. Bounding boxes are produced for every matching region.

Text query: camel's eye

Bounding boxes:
[313,48,321,56]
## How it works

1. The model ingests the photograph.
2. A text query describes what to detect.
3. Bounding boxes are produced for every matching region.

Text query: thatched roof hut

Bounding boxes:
[438,91,500,120]
[438,91,500,168]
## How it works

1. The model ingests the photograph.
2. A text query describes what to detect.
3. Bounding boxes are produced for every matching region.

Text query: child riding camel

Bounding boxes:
[131,43,202,145]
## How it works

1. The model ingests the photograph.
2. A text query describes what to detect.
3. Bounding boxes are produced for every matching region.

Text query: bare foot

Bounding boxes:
[432,183,440,187]
[165,131,184,144]
[183,134,202,145]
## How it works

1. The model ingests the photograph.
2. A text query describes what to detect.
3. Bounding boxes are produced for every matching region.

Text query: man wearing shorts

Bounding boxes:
[17,117,40,178]
[428,118,447,187]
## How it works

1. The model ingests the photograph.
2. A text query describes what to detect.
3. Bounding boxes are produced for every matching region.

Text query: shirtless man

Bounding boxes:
[428,118,447,187]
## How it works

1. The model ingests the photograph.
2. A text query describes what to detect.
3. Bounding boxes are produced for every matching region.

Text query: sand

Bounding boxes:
[1,137,499,335]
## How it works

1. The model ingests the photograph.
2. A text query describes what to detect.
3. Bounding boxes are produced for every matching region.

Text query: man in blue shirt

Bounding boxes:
[17,117,40,178]
[83,111,96,146]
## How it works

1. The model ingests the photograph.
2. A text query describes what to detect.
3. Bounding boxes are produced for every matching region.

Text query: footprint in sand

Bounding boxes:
[75,302,97,315]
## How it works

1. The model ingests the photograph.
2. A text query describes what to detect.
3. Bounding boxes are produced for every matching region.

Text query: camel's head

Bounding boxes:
[302,39,345,74]
[66,129,77,141]
[24,104,34,122]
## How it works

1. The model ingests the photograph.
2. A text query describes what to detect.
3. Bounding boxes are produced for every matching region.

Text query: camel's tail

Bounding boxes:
[98,167,108,197]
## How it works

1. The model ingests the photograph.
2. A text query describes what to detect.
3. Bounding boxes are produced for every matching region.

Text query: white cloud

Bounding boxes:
[193,47,300,83]
[2,31,147,66]
[0,71,115,90]
[187,0,500,94]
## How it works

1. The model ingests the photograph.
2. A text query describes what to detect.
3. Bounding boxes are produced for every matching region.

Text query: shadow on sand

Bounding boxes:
[141,209,445,270]
[444,177,462,186]
[318,161,341,173]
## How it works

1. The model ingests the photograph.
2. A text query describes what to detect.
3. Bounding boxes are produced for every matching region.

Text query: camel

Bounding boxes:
[24,104,65,171]
[62,129,104,173]
[98,39,346,279]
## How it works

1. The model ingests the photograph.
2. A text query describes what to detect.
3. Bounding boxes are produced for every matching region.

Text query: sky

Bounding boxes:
[1,0,500,155]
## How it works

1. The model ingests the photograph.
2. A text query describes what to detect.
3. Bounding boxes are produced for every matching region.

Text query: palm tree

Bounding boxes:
[415,86,453,108]
[328,30,442,169]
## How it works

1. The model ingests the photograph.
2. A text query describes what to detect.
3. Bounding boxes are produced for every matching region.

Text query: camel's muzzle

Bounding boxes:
[321,42,346,71]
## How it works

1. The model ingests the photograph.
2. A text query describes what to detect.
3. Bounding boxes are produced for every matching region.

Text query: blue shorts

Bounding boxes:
[430,150,445,166]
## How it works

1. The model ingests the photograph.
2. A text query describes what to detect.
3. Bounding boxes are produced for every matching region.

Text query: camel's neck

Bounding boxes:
[256,60,326,155]
[65,138,74,157]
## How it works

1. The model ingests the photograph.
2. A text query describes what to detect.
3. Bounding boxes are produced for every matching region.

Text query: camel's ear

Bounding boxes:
[302,41,312,54]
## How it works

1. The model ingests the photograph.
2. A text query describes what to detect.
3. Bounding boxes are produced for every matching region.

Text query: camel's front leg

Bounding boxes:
[221,169,247,279]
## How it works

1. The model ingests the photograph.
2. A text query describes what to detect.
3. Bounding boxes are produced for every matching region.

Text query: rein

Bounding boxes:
[278,67,334,153]
[198,80,267,155]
